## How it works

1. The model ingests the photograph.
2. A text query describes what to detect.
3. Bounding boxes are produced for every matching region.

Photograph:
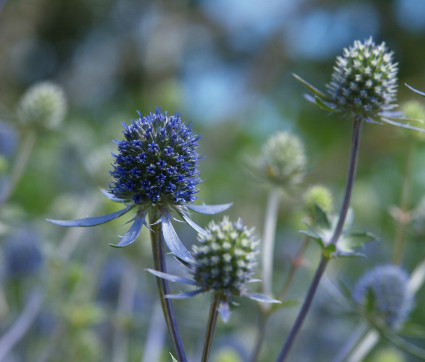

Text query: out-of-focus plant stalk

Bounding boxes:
[277,116,363,362]
[332,322,369,362]
[149,208,187,362]
[0,130,36,205]
[112,267,137,362]
[392,141,413,265]
[262,188,281,297]
[250,235,311,362]
[0,290,44,360]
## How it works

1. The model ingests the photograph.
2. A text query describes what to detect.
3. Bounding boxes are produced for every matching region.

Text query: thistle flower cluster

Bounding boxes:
[255,131,306,186]
[17,81,66,129]
[3,229,43,280]
[327,37,397,117]
[192,217,258,296]
[110,109,201,206]
[294,37,425,131]
[353,265,413,329]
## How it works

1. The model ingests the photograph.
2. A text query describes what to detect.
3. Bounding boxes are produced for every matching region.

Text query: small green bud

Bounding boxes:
[304,185,333,218]
[255,131,306,186]
[17,81,66,129]
[192,217,258,296]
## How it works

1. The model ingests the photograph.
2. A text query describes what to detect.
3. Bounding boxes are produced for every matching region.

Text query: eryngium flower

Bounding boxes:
[3,229,43,280]
[294,37,425,132]
[17,81,66,129]
[353,265,413,329]
[192,217,257,295]
[327,37,397,117]
[110,110,201,205]
[254,132,306,186]
[48,109,231,261]
[147,217,279,322]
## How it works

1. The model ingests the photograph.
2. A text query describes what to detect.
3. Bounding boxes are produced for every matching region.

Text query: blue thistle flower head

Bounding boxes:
[353,265,413,329]
[294,37,425,132]
[147,216,280,322]
[3,229,44,280]
[109,108,201,206]
[47,108,231,262]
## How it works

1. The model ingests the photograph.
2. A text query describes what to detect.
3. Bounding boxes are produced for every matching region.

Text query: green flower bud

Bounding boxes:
[17,81,67,129]
[192,217,258,296]
[304,185,333,218]
[327,37,398,117]
[255,131,306,186]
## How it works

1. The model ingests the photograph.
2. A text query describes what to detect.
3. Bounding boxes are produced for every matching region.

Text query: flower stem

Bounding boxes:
[201,294,221,362]
[262,188,281,296]
[276,116,363,362]
[392,140,413,265]
[0,130,36,205]
[0,290,44,361]
[149,208,187,362]
[250,236,311,362]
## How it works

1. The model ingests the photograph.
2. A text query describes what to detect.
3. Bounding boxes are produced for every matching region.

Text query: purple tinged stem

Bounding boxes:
[276,116,363,362]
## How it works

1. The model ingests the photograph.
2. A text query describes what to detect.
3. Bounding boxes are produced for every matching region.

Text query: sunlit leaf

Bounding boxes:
[161,210,194,263]
[145,268,197,285]
[245,293,281,304]
[293,73,332,100]
[110,211,148,247]
[186,202,233,215]
[100,188,127,202]
[180,212,207,236]
[218,300,231,323]
[47,203,134,227]
[165,289,205,299]
[406,83,425,97]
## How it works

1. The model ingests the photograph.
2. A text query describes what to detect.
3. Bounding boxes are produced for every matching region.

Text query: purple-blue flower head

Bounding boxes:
[47,109,232,262]
[110,109,201,206]
[353,265,413,329]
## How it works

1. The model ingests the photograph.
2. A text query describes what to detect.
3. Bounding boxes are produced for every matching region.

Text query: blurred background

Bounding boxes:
[1,0,425,361]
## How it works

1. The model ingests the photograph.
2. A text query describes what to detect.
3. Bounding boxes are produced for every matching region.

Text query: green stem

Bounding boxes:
[201,294,221,362]
[149,208,187,362]
[249,236,311,362]
[262,188,281,296]
[249,312,268,362]
[278,236,310,301]
[392,141,413,265]
[0,130,36,205]
[276,116,363,362]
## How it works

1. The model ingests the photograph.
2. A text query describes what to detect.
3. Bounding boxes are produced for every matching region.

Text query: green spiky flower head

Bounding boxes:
[17,81,67,129]
[256,131,306,186]
[192,217,258,296]
[327,37,398,118]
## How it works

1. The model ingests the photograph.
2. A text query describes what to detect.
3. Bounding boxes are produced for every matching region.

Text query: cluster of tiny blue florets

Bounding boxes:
[3,229,44,280]
[353,265,413,329]
[327,37,398,116]
[109,109,201,205]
